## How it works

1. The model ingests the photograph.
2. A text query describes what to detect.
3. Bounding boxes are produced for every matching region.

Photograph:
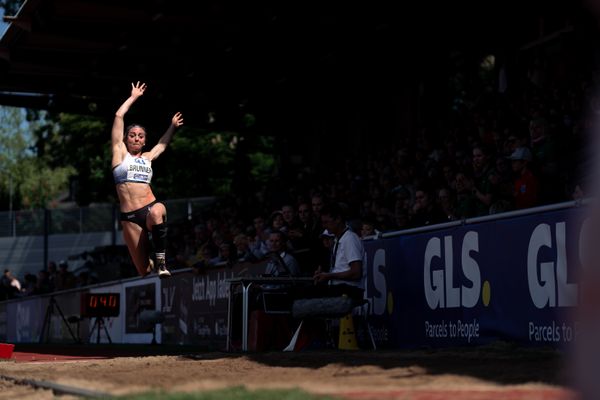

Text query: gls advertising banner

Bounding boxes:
[363,206,588,348]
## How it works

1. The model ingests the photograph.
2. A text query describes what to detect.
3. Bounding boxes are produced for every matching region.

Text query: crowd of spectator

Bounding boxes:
[0,259,100,300]
[162,57,594,277]
[3,40,598,295]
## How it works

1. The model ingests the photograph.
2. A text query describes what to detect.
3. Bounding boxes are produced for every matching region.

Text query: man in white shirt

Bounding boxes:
[311,203,365,302]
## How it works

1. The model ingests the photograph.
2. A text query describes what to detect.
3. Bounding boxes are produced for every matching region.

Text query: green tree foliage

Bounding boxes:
[0,107,74,210]
[0,107,27,209]
[2,104,277,209]
[18,159,73,209]
[157,128,275,199]
[248,136,276,186]
[35,112,110,206]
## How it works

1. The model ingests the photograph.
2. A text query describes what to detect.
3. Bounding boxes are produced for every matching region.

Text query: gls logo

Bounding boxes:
[527,222,577,308]
[134,158,145,165]
[424,231,481,309]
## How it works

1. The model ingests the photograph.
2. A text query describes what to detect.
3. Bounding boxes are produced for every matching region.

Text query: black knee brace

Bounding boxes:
[151,223,168,254]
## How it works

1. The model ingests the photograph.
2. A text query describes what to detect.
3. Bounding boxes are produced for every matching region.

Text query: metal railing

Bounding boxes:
[0,197,216,238]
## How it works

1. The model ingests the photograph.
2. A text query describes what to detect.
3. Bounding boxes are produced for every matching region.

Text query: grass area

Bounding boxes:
[114,386,337,400]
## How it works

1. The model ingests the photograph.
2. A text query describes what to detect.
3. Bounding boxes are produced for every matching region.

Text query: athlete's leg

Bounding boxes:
[122,221,153,276]
[146,202,170,278]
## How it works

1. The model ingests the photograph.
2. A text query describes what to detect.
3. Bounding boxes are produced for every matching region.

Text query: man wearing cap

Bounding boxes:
[508,146,539,209]
[316,229,335,271]
[284,203,366,350]
[312,203,365,302]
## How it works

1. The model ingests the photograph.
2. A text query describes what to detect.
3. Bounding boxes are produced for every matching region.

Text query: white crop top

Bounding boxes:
[112,153,153,185]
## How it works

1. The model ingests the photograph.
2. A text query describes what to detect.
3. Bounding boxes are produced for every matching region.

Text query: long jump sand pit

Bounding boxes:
[0,342,578,399]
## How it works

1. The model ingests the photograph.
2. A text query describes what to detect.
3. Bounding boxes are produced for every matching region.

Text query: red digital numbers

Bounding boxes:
[81,293,120,317]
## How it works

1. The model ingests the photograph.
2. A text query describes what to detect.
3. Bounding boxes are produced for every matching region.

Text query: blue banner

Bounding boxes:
[363,206,587,348]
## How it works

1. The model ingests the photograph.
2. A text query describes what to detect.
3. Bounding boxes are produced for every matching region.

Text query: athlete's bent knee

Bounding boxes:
[148,203,166,223]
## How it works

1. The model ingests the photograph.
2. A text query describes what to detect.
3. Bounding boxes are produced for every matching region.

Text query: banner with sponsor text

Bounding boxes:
[363,206,587,348]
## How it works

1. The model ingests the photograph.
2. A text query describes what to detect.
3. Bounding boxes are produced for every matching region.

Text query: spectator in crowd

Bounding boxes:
[472,145,496,216]
[360,218,381,239]
[310,193,326,235]
[249,214,269,259]
[215,241,238,267]
[505,132,528,155]
[454,171,479,219]
[35,269,53,295]
[572,183,585,201]
[529,116,560,203]
[266,210,288,236]
[489,156,514,206]
[410,187,447,227]
[440,163,457,192]
[0,271,8,300]
[264,230,300,277]
[437,187,457,221]
[393,208,411,230]
[310,202,365,302]
[290,202,316,247]
[244,230,300,351]
[1,269,21,299]
[284,203,367,350]
[392,185,412,215]
[315,229,335,271]
[54,260,76,291]
[191,243,219,274]
[290,201,322,271]
[47,261,57,292]
[281,204,303,249]
[509,147,540,209]
[233,233,259,263]
[22,273,37,296]
[281,204,300,229]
